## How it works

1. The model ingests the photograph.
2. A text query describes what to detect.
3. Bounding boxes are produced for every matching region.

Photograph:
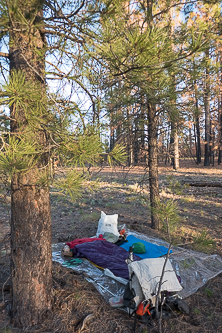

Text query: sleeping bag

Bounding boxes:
[74,240,141,279]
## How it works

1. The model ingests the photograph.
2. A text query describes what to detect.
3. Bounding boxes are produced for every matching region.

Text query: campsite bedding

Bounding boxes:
[53,230,222,302]
[66,234,105,250]
[119,235,172,259]
[69,234,172,280]
[73,240,141,279]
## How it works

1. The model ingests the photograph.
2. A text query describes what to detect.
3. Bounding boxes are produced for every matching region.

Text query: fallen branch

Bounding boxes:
[176,241,194,247]
[76,313,94,333]
[183,181,222,188]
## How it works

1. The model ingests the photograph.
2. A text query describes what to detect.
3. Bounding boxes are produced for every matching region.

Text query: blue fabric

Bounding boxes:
[119,235,172,259]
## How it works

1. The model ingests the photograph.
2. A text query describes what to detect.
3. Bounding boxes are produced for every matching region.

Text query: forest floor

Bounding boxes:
[1,159,222,332]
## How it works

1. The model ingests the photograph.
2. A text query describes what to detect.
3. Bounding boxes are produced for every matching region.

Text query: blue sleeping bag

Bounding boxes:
[119,235,172,259]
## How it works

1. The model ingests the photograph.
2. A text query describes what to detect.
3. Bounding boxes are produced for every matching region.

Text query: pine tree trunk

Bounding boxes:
[195,117,201,164]
[189,119,192,157]
[170,121,179,170]
[170,122,175,167]
[204,49,211,166]
[194,116,201,165]
[169,71,179,170]
[110,114,115,151]
[9,1,52,327]
[11,176,52,328]
[147,101,160,229]
[212,122,215,166]
[218,105,222,164]
[174,124,180,169]
[194,77,201,164]
[133,116,139,165]
[209,119,213,165]
[145,0,160,229]
[139,106,146,163]
[165,128,170,165]
[218,56,222,164]
[127,106,134,166]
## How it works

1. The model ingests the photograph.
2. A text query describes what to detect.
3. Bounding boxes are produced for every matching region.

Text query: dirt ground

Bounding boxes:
[1,159,222,333]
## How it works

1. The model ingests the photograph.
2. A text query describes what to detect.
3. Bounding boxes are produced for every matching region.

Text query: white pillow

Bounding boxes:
[96,211,119,237]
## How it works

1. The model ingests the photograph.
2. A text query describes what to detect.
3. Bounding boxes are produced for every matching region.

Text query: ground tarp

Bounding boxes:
[52,229,222,303]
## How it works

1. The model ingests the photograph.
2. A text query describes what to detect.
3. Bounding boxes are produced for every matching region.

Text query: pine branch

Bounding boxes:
[0,52,9,58]
[44,25,85,44]
[152,1,197,19]
[0,114,15,122]
[44,0,85,21]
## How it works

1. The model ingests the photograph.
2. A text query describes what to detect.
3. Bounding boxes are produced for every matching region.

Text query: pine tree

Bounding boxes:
[97,0,208,228]
[3,1,52,326]
[0,0,126,327]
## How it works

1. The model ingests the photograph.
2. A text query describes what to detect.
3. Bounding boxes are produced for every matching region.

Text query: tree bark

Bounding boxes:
[145,0,159,229]
[204,48,211,166]
[133,115,139,165]
[218,52,222,164]
[195,114,201,164]
[210,119,214,166]
[193,66,201,164]
[170,121,179,170]
[147,101,160,229]
[110,113,115,151]
[139,105,146,163]
[126,106,133,166]
[9,0,52,327]
[174,124,180,170]
[169,71,179,170]
[218,105,222,164]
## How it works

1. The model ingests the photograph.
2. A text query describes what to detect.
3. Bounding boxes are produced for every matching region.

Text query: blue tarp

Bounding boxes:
[119,235,172,259]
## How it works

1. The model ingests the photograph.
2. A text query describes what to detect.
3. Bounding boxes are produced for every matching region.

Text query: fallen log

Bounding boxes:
[184,181,222,188]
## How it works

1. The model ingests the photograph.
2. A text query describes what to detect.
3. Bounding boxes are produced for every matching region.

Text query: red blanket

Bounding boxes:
[66,234,105,250]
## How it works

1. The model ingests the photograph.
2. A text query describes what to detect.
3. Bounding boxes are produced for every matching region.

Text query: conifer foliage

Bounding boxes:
[96,0,211,228]
[0,0,125,328]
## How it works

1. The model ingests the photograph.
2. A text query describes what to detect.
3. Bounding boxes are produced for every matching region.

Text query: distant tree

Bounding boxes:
[168,74,180,171]
[193,66,202,165]
[218,59,222,163]
[203,47,211,166]
[217,33,222,164]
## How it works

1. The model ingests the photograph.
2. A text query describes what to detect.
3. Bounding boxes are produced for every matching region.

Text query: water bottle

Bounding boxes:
[125,246,134,264]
